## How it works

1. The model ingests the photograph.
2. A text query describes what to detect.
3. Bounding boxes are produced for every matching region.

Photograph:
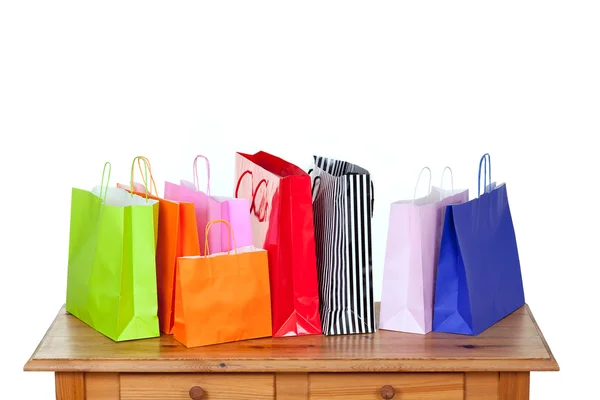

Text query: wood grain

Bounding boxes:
[499,372,530,400]
[465,372,499,399]
[275,373,308,400]
[120,373,274,399]
[24,304,559,373]
[309,373,464,399]
[85,373,119,400]
[55,372,85,400]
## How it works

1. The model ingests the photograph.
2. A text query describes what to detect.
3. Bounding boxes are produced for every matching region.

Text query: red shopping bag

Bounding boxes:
[234,151,322,337]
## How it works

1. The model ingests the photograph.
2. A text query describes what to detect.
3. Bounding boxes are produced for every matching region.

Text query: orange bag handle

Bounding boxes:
[136,156,158,196]
[204,219,238,256]
[130,156,158,199]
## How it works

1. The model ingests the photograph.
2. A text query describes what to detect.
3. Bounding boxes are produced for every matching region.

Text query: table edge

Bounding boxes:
[22,304,560,373]
[23,357,560,373]
[525,304,559,371]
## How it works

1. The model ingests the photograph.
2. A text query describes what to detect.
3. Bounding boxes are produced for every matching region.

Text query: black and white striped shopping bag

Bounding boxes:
[309,155,375,335]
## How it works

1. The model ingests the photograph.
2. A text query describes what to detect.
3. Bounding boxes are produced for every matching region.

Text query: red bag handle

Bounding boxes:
[235,170,269,222]
[251,179,269,222]
[235,170,253,198]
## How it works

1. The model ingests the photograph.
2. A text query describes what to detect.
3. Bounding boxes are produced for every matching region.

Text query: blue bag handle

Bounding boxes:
[477,153,492,196]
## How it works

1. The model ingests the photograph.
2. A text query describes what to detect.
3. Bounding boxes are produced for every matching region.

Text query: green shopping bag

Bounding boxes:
[66,158,160,341]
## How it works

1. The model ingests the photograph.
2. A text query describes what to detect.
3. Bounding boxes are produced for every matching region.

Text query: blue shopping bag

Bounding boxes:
[432,153,525,335]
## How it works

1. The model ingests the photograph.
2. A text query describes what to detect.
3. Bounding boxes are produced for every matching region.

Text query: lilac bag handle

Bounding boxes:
[439,166,454,200]
[412,166,432,202]
[478,153,492,196]
[193,155,211,195]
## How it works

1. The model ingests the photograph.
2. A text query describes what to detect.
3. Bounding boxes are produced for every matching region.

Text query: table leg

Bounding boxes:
[55,372,85,400]
[499,372,530,400]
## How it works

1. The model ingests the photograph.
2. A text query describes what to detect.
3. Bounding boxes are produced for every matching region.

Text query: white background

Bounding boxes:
[1,1,598,398]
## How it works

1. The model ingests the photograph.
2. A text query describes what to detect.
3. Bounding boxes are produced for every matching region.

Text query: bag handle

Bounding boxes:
[412,167,432,202]
[130,156,155,201]
[311,175,321,200]
[193,155,211,195]
[371,180,375,216]
[235,170,269,222]
[308,168,320,200]
[99,161,112,202]
[235,170,253,198]
[438,166,455,200]
[135,156,158,196]
[478,153,492,196]
[441,166,454,192]
[250,179,269,222]
[204,219,237,256]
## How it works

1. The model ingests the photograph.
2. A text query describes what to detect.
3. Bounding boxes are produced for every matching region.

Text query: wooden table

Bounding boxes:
[24,304,558,399]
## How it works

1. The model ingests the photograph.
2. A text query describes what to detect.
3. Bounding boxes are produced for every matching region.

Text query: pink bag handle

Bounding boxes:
[193,155,210,195]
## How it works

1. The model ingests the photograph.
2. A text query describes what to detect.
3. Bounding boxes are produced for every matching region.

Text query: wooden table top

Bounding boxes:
[24,303,558,373]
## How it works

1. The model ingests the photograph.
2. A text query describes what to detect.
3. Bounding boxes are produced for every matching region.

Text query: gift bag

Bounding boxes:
[433,154,525,335]
[164,155,252,255]
[379,167,469,334]
[309,155,375,335]
[235,151,322,337]
[66,160,160,342]
[173,220,272,347]
[117,157,201,335]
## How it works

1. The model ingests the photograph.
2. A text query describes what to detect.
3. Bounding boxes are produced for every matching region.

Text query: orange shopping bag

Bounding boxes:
[117,156,200,334]
[173,219,272,347]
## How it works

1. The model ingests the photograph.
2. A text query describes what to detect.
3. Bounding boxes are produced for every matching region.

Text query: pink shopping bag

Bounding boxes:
[379,167,469,334]
[164,155,253,255]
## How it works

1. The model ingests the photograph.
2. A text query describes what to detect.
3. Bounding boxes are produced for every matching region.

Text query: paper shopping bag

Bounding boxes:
[235,151,322,337]
[173,220,272,347]
[433,154,525,335]
[117,157,201,334]
[309,155,376,335]
[379,167,469,334]
[164,155,253,255]
[66,160,160,341]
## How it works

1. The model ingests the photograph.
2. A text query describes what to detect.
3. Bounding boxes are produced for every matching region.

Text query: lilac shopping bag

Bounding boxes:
[379,167,469,334]
[164,155,253,255]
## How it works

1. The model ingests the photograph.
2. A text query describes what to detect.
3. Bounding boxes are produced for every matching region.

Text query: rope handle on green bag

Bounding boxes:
[204,219,238,256]
[99,161,112,202]
[193,155,211,195]
[412,166,432,202]
[130,156,155,201]
[478,153,492,196]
